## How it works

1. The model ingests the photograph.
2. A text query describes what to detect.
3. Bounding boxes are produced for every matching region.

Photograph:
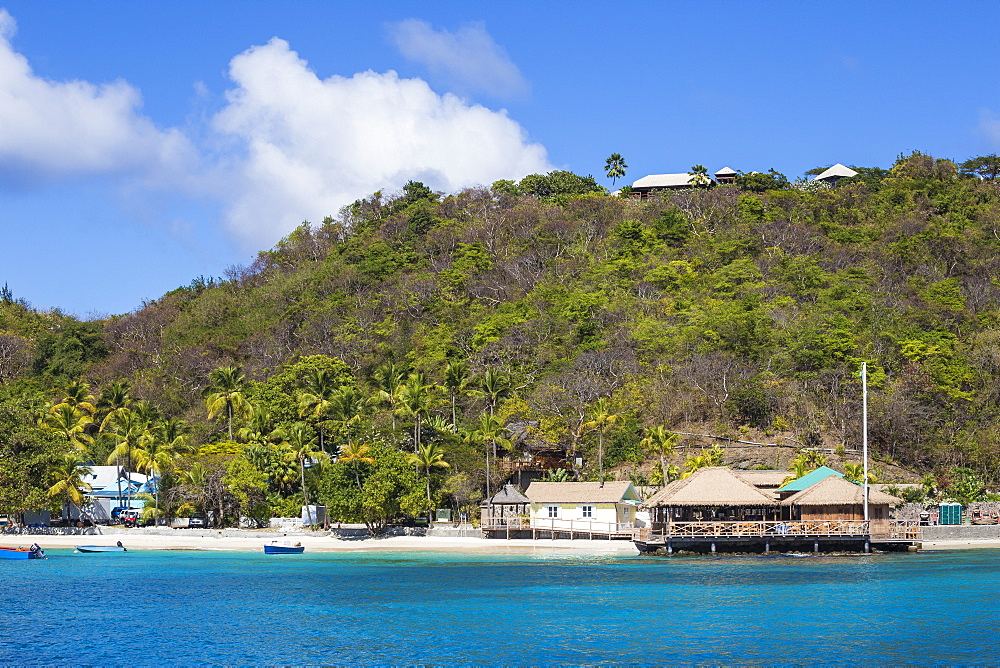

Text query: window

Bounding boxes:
[581,505,594,519]
[547,506,559,518]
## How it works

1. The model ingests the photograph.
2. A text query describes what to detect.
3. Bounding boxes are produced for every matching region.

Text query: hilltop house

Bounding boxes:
[812,163,858,184]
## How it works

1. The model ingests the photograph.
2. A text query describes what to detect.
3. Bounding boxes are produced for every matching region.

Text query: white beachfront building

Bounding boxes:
[524,481,642,535]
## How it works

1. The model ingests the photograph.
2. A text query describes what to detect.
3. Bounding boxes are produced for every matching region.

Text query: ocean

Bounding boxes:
[1,548,997,665]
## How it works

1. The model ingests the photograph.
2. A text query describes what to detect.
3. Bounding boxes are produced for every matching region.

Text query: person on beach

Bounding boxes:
[116,541,127,551]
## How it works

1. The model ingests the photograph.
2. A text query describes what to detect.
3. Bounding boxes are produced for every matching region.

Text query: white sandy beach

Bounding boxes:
[10,528,641,555]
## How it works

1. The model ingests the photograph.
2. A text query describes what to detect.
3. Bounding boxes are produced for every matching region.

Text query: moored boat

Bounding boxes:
[264,540,304,554]
[0,544,45,559]
[76,545,127,553]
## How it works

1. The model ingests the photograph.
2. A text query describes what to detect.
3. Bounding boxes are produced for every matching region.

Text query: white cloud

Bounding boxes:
[0,9,193,184]
[387,19,528,100]
[212,38,550,249]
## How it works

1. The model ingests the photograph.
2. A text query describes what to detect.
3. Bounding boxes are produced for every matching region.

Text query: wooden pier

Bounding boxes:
[481,517,635,540]
[633,520,921,554]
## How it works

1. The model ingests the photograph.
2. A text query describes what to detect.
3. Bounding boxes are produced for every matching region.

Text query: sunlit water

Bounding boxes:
[1,547,998,664]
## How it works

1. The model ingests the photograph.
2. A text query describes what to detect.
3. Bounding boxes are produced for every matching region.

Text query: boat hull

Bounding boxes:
[264,545,305,554]
[0,547,43,559]
[76,546,127,553]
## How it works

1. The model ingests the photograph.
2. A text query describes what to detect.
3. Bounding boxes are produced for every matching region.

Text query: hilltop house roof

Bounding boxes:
[641,467,779,508]
[526,481,639,504]
[776,466,843,493]
[632,173,699,189]
[781,475,900,507]
[714,166,738,176]
[813,163,858,182]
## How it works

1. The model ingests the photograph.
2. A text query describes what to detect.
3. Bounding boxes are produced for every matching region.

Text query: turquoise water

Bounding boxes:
[1,548,998,665]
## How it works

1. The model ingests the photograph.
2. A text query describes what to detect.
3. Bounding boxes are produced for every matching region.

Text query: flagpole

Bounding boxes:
[862,362,869,523]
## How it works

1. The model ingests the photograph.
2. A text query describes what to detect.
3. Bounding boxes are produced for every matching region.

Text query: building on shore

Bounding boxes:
[482,481,641,539]
[635,466,918,554]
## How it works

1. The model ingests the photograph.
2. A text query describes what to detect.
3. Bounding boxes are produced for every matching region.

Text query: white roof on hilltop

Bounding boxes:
[715,166,738,176]
[813,163,858,181]
[632,173,698,189]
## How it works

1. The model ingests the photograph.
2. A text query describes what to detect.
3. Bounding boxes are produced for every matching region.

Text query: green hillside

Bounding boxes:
[4,151,1000,525]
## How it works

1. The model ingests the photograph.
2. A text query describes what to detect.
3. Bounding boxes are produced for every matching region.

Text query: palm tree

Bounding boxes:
[542,468,571,482]
[203,365,253,440]
[329,386,366,451]
[371,362,405,430]
[604,153,628,186]
[397,374,440,452]
[97,380,132,431]
[443,360,471,426]
[474,367,513,417]
[406,442,450,522]
[582,398,621,487]
[47,454,95,524]
[688,164,711,187]
[476,413,511,498]
[640,426,680,487]
[137,417,192,515]
[338,441,376,490]
[39,403,93,450]
[105,407,151,510]
[281,422,325,524]
[681,452,711,479]
[59,380,97,416]
[297,368,338,453]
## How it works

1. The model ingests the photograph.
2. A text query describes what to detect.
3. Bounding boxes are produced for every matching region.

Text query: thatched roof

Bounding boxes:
[781,475,901,507]
[487,484,530,505]
[737,470,793,489]
[641,467,779,508]
[525,481,638,504]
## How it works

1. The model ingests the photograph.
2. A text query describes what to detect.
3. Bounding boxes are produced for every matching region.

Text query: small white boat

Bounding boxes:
[76,542,127,553]
[264,540,304,554]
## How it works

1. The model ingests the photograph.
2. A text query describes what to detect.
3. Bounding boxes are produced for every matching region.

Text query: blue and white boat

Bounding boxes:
[264,540,304,554]
[0,545,45,559]
[75,544,127,553]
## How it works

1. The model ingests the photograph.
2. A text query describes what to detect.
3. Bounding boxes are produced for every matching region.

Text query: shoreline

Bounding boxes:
[6,528,998,555]
[6,529,641,555]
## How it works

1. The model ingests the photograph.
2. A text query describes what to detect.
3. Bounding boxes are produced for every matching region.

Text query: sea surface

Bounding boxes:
[1,547,998,665]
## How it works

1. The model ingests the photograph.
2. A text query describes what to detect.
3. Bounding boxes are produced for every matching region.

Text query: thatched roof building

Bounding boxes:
[782,475,899,508]
[737,470,793,490]
[642,467,778,508]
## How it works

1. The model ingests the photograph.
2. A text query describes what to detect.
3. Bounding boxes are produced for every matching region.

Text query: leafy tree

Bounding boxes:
[604,153,628,186]
[517,170,604,199]
[687,164,711,187]
[407,442,450,521]
[443,360,471,426]
[203,366,253,441]
[959,154,1000,181]
[640,426,679,486]
[47,454,95,523]
[581,398,621,484]
[317,441,424,535]
[736,169,789,192]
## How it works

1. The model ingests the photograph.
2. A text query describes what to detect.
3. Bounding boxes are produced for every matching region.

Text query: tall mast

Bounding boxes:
[862,361,869,523]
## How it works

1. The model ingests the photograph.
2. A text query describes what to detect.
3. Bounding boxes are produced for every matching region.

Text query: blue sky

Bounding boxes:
[1,2,998,317]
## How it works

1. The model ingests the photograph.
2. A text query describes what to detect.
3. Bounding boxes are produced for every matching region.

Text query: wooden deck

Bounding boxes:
[633,520,921,554]
[482,517,635,540]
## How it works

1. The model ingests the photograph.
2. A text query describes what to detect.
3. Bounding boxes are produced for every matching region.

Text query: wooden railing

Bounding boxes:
[481,516,633,535]
[633,520,922,542]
